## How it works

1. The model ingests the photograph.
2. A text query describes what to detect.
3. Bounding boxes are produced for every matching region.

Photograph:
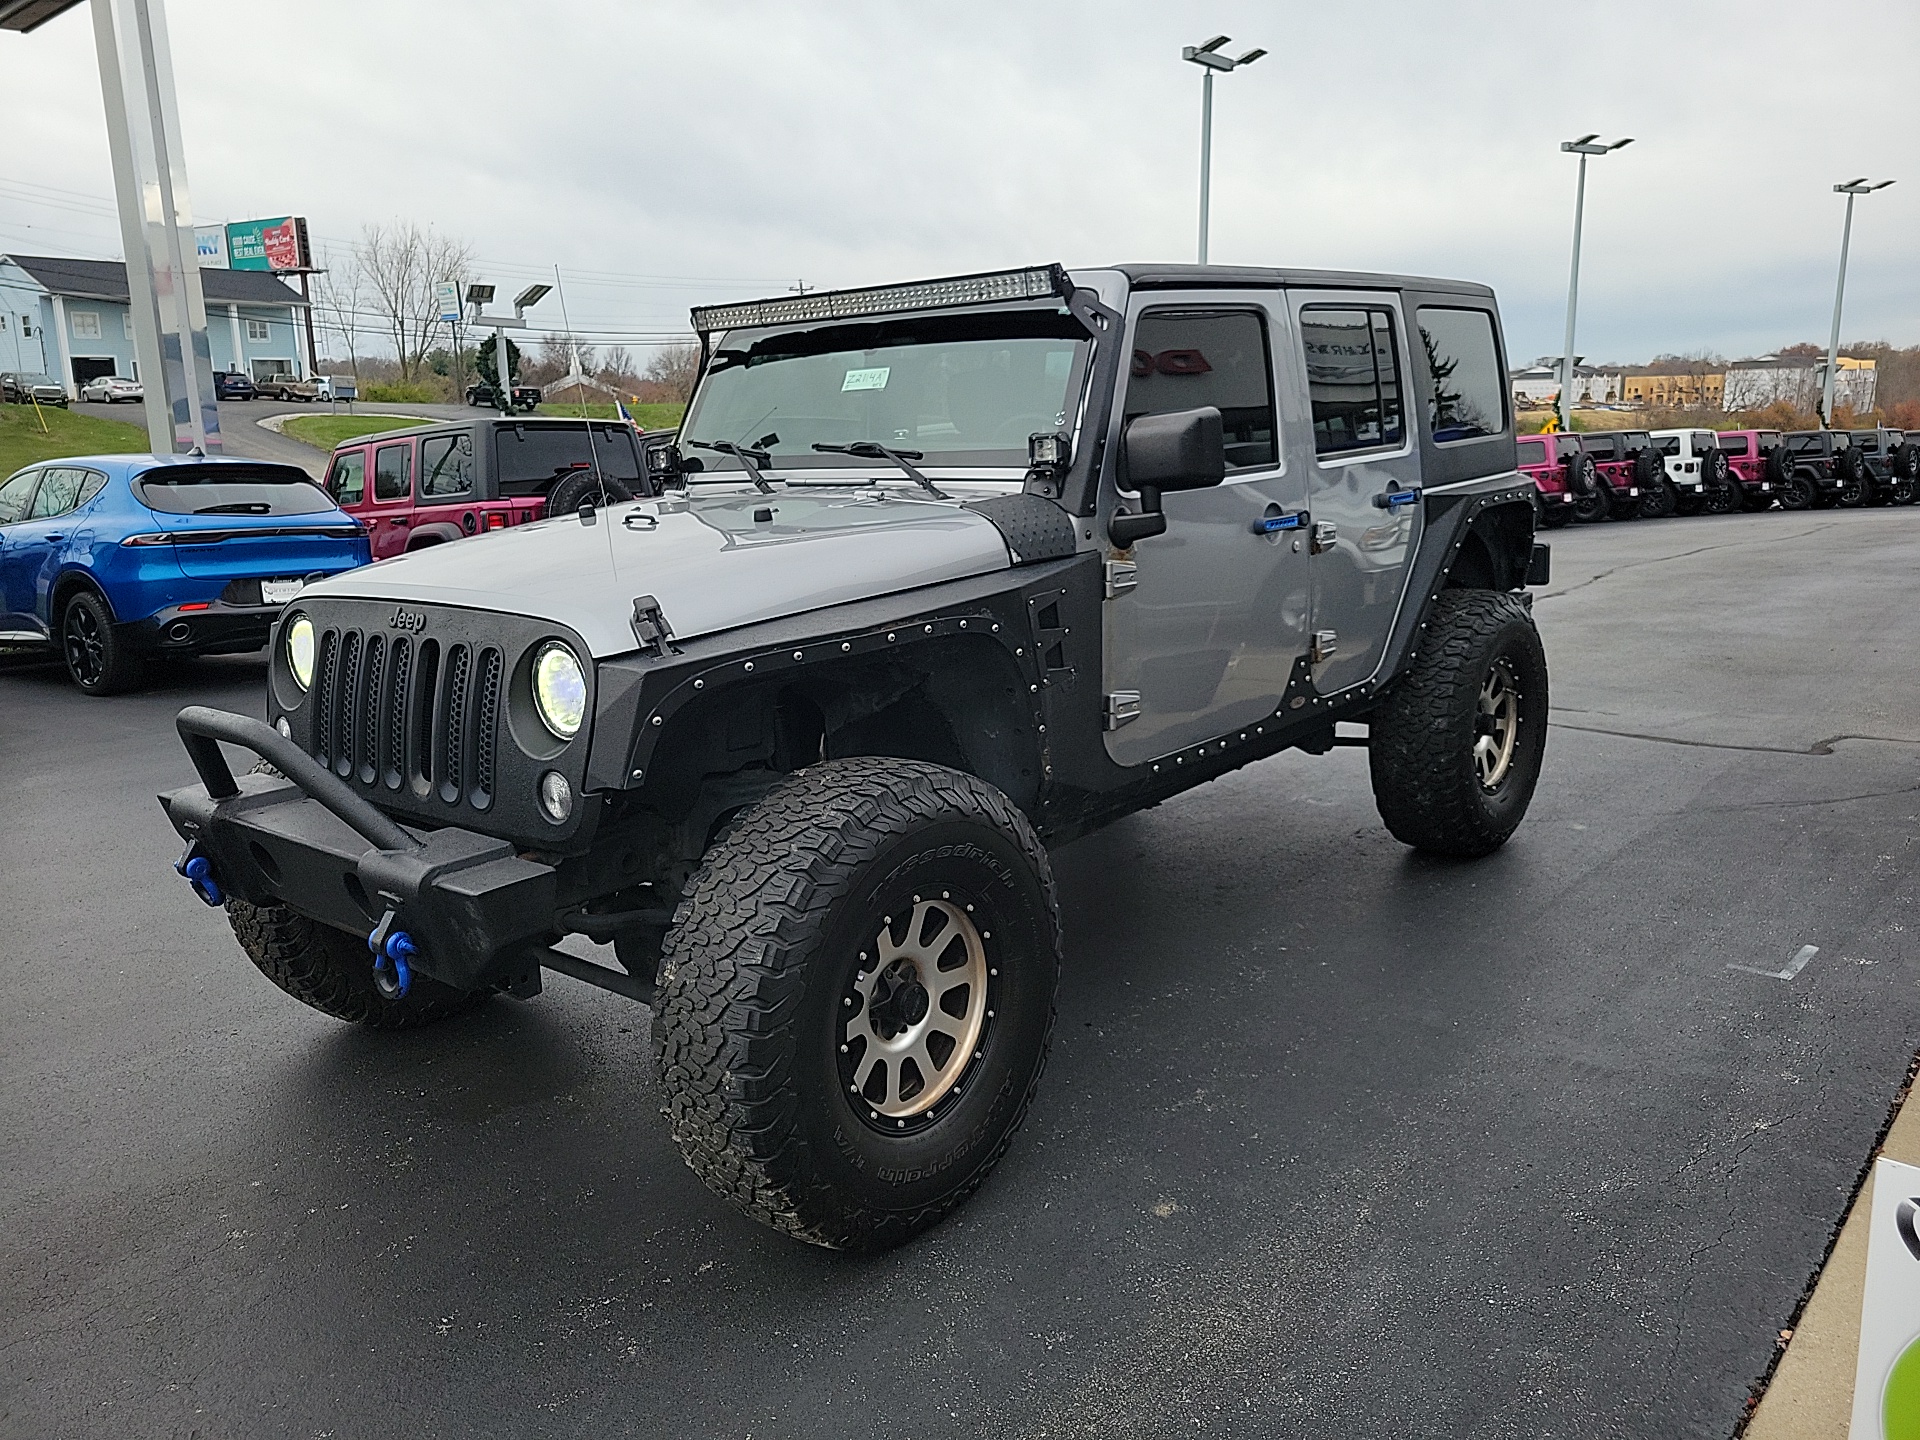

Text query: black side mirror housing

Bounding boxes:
[1109,406,1226,548]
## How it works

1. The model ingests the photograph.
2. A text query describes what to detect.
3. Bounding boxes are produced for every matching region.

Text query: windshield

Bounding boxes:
[681,309,1090,478]
[136,464,336,516]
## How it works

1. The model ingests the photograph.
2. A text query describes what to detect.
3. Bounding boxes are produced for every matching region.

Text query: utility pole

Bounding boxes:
[1557,134,1633,433]
[1821,177,1894,427]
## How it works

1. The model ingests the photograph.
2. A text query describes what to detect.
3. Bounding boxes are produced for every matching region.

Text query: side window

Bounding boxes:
[0,469,38,524]
[420,433,474,498]
[1300,305,1405,457]
[1125,310,1276,470]
[327,450,366,506]
[1414,306,1506,442]
[27,466,84,519]
[1514,437,1547,466]
[1654,435,1681,456]
[373,443,412,502]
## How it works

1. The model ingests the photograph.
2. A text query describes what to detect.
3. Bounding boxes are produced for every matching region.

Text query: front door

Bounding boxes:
[1101,293,1312,766]
[1288,293,1424,695]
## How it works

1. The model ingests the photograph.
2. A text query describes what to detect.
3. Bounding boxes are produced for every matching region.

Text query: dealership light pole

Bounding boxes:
[1557,134,1633,433]
[1183,35,1264,264]
[466,282,550,412]
[1820,177,1894,427]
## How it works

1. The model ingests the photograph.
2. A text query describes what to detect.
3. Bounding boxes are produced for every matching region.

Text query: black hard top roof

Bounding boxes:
[1112,263,1496,300]
[328,415,639,445]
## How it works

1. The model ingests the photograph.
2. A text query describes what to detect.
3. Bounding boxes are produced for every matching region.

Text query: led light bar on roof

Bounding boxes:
[692,264,1073,335]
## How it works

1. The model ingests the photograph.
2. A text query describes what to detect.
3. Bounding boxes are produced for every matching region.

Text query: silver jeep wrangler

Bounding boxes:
[160,263,1549,1249]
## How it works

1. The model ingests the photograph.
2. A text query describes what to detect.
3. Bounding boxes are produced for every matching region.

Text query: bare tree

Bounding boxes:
[357,221,472,381]
[597,344,638,389]
[310,247,365,378]
[644,342,701,403]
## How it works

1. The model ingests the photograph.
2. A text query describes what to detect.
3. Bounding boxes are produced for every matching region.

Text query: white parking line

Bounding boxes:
[1728,945,1820,980]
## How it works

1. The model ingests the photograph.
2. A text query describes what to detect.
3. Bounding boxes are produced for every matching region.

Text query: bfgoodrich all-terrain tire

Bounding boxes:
[654,757,1062,1251]
[226,899,488,1029]
[1368,589,1549,857]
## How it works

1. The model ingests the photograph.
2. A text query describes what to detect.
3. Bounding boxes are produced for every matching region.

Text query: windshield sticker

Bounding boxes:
[842,367,891,392]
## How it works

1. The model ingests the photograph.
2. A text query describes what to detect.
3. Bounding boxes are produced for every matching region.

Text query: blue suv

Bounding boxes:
[0,454,369,694]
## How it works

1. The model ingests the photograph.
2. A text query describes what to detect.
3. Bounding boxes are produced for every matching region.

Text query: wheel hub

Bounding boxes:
[1474,658,1521,791]
[843,897,989,1122]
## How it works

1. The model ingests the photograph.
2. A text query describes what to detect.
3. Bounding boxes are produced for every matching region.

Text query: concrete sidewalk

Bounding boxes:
[1745,1064,1920,1437]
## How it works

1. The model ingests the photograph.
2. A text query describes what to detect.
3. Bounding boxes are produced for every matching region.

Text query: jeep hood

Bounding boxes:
[300,487,1019,657]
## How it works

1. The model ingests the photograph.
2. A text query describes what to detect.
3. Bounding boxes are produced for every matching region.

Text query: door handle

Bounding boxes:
[1373,487,1422,511]
[44,533,65,542]
[1250,509,1308,535]
[388,517,410,526]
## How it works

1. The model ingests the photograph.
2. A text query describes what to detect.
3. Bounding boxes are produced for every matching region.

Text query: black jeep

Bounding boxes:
[1847,428,1919,506]
[1779,430,1869,510]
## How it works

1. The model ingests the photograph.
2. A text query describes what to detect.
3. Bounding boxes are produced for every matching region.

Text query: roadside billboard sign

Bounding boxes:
[225,216,309,272]
[435,281,461,323]
[1850,1158,1920,1438]
[193,224,228,268]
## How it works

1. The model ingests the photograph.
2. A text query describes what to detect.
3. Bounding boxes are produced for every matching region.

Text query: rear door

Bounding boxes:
[1288,291,1423,695]
[0,467,45,631]
[416,430,480,542]
[10,467,89,626]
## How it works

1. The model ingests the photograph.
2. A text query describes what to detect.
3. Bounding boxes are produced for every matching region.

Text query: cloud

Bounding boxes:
[2,0,1912,358]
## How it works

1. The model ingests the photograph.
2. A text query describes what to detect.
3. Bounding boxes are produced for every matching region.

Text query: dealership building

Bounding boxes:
[0,253,309,397]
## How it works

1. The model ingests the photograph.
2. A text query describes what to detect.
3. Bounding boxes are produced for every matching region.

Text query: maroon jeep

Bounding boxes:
[323,417,666,561]
[1712,430,1790,512]
[1573,431,1664,521]
[1513,433,1590,528]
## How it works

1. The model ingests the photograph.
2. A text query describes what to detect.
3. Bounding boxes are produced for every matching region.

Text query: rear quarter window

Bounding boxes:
[1514,437,1548,466]
[1414,306,1506,443]
[135,464,336,516]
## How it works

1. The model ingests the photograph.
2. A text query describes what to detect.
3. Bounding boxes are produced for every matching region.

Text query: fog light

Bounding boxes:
[538,770,573,824]
[275,716,292,739]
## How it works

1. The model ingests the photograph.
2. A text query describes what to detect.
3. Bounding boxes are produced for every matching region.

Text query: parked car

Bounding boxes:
[1645,429,1720,516]
[0,454,367,694]
[1847,428,1918,506]
[464,380,542,413]
[1514,432,1593,528]
[257,373,319,402]
[1574,431,1659,521]
[1712,430,1791,511]
[160,260,1552,1250]
[2,371,69,407]
[214,371,257,402]
[78,374,144,404]
[322,415,668,560]
[1779,430,1869,510]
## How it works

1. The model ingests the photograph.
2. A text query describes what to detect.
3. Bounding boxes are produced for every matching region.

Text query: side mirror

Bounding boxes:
[1109,406,1226,547]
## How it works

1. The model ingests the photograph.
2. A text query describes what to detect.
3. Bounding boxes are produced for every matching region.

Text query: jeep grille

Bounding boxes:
[311,625,502,812]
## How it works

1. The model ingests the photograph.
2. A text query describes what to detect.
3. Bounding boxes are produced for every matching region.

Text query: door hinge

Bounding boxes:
[1104,690,1142,730]
[1103,559,1138,599]
[1311,630,1338,664]
[1311,521,1338,555]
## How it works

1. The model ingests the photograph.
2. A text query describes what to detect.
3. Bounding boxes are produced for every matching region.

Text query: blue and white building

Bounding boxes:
[0,253,310,397]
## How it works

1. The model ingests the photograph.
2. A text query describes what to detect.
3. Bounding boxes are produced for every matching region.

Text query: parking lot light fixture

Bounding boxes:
[1821,178,1895,427]
[1557,135,1633,432]
[1183,35,1264,264]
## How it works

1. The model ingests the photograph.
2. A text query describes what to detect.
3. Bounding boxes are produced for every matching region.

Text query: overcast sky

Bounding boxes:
[3,0,1914,365]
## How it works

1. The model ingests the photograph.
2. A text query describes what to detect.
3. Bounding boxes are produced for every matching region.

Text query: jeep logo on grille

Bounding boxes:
[388,608,427,633]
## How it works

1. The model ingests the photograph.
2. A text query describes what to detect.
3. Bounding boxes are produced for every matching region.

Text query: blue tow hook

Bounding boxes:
[368,908,416,1000]
[174,842,223,907]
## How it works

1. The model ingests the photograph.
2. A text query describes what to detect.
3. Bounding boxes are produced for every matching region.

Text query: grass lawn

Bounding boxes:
[529,401,686,430]
[0,402,149,474]
[280,413,431,450]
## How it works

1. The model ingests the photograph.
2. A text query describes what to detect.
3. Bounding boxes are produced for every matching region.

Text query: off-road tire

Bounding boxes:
[1835,451,1869,507]
[1888,476,1916,506]
[654,757,1061,1251]
[226,897,488,1028]
[1765,446,1797,487]
[1705,477,1743,515]
[1567,455,1608,524]
[60,589,142,695]
[1777,471,1816,511]
[1703,447,1733,490]
[546,468,636,517]
[1640,478,1679,519]
[1369,589,1548,858]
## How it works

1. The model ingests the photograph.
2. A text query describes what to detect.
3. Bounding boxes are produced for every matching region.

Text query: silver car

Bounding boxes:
[78,374,144,404]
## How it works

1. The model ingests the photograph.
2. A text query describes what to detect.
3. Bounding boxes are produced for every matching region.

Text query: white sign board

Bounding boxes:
[1850,1158,1920,1438]
[194,224,228,269]
[435,281,461,324]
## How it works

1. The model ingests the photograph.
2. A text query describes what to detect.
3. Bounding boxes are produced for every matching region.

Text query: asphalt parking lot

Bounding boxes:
[3,508,1917,1439]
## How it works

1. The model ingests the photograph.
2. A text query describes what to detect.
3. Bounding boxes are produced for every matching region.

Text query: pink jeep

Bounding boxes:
[1712,431,1790,512]
[1513,433,1588,529]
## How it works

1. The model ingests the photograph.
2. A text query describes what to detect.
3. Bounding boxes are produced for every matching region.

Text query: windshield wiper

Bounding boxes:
[688,440,776,494]
[194,502,271,514]
[811,442,949,500]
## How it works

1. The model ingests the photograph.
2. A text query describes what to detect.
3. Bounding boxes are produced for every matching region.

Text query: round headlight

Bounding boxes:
[531,641,586,740]
[286,615,315,691]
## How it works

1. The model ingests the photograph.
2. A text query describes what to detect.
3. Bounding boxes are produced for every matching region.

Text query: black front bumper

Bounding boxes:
[159,707,558,991]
